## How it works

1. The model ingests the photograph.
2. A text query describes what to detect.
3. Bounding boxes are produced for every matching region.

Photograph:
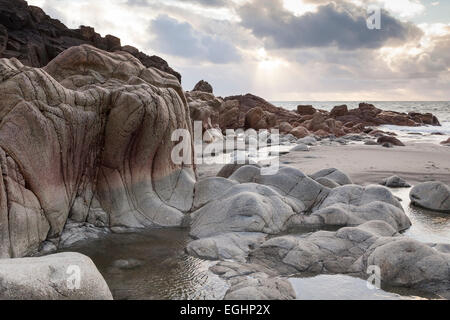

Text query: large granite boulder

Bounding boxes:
[244,107,276,130]
[290,126,310,138]
[380,175,411,188]
[377,136,405,146]
[297,105,316,115]
[410,182,450,213]
[310,168,352,186]
[0,252,113,300]
[0,45,194,258]
[211,261,296,300]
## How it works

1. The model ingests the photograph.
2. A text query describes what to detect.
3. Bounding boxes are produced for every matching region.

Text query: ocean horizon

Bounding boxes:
[271,101,450,124]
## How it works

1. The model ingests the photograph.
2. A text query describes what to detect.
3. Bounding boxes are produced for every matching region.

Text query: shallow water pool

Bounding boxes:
[60,228,228,300]
[391,187,450,244]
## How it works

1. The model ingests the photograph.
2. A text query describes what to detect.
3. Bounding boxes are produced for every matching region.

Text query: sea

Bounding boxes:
[271,101,450,135]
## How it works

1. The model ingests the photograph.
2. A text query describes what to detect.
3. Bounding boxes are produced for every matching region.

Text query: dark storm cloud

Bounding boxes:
[149,14,241,63]
[237,0,422,50]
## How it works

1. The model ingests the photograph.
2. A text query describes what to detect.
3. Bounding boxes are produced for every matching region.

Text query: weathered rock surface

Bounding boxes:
[0,252,113,300]
[186,90,223,131]
[189,166,410,262]
[410,182,450,213]
[245,107,276,130]
[0,0,180,81]
[290,143,309,152]
[187,232,266,262]
[216,162,260,179]
[186,91,441,138]
[377,136,405,146]
[310,168,352,186]
[380,176,411,188]
[193,80,213,93]
[59,221,109,248]
[210,261,296,300]
[297,105,316,115]
[315,177,340,189]
[0,45,194,258]
[290,126,310,138]
[185,165,450,298]
[331,102,440,127]
[251,221,450,297]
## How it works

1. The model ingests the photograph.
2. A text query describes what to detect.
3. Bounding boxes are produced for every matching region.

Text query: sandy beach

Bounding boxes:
[280,143,450,185]
[198,142,450,186]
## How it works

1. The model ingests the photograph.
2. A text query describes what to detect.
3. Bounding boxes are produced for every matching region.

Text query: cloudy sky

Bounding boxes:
[28,0,450,101]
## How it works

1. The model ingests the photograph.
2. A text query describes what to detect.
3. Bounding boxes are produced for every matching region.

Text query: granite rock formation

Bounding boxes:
[410,182,450,213]
[0,45,194,258]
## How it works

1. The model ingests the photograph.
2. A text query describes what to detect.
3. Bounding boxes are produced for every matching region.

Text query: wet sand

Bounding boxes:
[279,143,450,185]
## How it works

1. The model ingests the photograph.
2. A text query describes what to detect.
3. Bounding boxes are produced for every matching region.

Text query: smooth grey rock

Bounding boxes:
[252,221,397,275]
[251,220,450,297]
[297,136,317,146]
[302,201,411,232]
[366,238,450,295]
[217,162,260,179]
[310,168,352,186]
[0,252,113,300]
[290,144,310,152]
[193,177,238,210]
[190,183,297,239]
[380,176,411,188]
[410,181,450,213]
[187,232,266,262]
[319,185,403,211]
[228,165,261,183]
[315,177,340,189]
[210,261,295,300]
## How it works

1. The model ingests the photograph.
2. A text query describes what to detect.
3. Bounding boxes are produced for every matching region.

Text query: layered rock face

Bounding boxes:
[0,0,180,81]
[0,45,194,258]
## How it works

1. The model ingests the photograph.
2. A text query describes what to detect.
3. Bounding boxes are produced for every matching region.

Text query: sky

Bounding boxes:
[27,0,450,101]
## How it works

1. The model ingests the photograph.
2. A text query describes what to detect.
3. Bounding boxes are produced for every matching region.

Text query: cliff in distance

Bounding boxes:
[0,0,181,81]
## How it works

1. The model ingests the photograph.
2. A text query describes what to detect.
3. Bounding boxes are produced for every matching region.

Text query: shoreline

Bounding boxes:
[197,141,450,186]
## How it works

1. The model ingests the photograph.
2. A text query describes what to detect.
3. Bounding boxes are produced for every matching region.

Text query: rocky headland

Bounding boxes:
[187,87,441,140]
[0,0,180,81]
[0,1,449,301]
